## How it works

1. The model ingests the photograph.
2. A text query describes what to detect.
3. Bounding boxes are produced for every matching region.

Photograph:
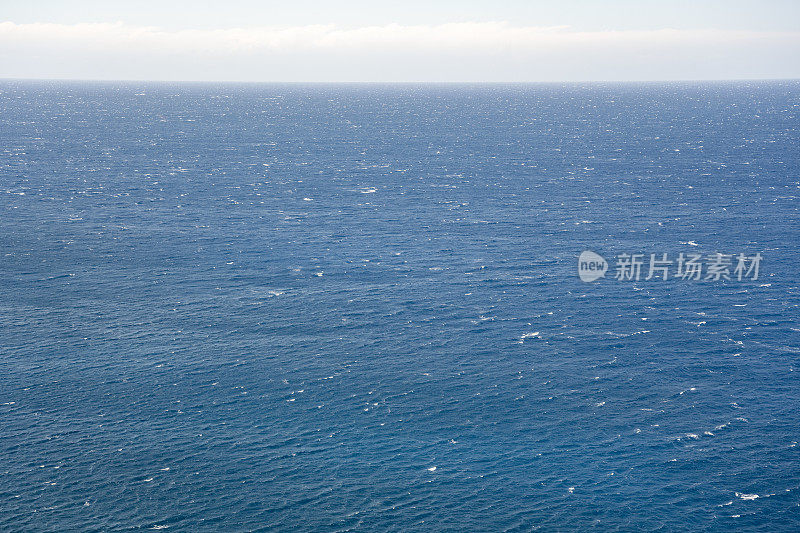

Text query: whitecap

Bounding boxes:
[519,332,541,343]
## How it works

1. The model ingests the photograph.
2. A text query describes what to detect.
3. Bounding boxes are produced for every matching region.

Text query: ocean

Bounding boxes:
[1,80,799,531]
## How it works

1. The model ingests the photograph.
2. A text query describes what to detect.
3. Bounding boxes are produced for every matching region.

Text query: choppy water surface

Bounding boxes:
[1,81,799,531]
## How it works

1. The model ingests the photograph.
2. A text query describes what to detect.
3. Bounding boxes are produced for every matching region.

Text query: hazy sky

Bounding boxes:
[1,0,799,81]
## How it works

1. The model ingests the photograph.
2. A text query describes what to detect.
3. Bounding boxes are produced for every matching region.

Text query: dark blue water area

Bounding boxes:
[1,80,799,531]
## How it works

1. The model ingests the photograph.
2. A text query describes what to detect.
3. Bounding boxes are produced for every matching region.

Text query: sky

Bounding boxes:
[1,0,799,82]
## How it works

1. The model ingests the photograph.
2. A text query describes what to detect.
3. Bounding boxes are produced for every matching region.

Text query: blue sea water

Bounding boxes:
[1,80,799,531]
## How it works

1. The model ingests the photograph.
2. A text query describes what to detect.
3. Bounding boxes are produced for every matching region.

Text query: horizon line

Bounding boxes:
[3,77,799,85]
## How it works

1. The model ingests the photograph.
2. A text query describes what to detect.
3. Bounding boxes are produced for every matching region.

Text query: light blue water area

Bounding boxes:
[1,81,799,531]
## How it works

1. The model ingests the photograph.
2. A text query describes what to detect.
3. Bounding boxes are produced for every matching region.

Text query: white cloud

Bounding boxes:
[1,21,798,81]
